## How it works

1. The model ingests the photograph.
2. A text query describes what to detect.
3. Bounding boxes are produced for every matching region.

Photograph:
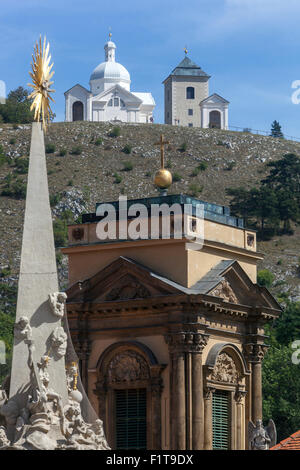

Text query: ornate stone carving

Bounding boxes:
[50,326,68,358]
[243,343,269,363]
[248,419,276,450]
[107,351,149,384]
[165,332,209,354]
[48,292,67,318]
[204,386,215,400]
[235,388,247,403]
[105,280,150,301]
[14,316,32,341]
[210,280,238,304]
[211,352,239,384]
[0,426,9,449]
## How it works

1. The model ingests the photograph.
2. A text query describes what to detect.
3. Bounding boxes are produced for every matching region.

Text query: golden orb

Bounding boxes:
[154,168,172,189]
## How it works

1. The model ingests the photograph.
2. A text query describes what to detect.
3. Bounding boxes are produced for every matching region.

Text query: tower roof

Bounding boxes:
[168,56,210,78]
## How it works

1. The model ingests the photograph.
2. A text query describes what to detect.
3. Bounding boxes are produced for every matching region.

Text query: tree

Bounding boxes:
[270,120,284,138]
[263,153,300,203]
[257,269,275,288]
[0,86,34,124]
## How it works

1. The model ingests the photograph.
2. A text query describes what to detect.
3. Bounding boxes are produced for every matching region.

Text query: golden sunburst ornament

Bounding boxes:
[28,36,55,132]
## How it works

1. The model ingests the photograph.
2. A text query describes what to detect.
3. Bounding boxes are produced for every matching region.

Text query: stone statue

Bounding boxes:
[248,419,276,450]
[49,292,67,318]
[49,326,68,358]
[14,316,32,341]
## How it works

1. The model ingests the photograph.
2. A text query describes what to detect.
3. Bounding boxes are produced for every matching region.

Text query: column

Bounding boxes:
[244,343,268,424]
[165,334,186,450]
[150,365,165,450]
[203,387,214,450]
[191,333,209,450]
[235,389,247,450]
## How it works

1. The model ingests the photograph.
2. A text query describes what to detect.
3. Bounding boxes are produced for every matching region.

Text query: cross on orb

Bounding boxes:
[154,134,170,169]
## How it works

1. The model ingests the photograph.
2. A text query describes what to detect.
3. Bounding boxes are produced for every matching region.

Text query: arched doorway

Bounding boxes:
[72,101,83,121]
[209,110,221,129]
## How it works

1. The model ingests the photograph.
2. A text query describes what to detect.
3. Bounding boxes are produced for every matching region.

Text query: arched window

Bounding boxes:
[205,343,248,450]
[114,97,119,107]
[108,99,113,106]
[186,87,195,99]
[120,99,125,108]
[72,101,83,121]
[95,341,165,450]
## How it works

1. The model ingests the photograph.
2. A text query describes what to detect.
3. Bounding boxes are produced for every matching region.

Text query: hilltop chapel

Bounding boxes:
[64,35,155,124]
[61,140,280,450]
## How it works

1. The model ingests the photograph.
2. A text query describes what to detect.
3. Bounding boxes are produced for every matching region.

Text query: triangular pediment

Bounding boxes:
[64,83,91,96]
[200,93,229,105]
[93,84,142,105]
[66,257,181,303]
[205,260,281,310]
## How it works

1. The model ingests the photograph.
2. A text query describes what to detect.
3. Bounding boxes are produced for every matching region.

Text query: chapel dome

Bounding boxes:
[90,39,130,83]
[90,61,130,82]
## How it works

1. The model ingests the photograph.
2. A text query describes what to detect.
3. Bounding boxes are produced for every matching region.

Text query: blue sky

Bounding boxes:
[1,0,300,137]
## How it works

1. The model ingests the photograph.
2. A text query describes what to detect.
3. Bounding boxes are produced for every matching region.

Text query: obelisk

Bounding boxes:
[9,122,68,406]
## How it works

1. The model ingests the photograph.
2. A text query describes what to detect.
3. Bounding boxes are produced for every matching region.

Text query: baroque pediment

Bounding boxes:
[209,280,239,304]
[66,256,181,303]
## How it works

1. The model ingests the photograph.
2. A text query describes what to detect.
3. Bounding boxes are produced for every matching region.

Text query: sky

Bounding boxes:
[1,0,300,137]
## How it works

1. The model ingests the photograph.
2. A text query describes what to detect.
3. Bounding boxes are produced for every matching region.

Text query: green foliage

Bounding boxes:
[1,179,27,199]
[273,301,300,346]
[0,86,34,124]
[95,138,103,146]
[49,193,61,207]
[9,138,16,145]
[173,172,182,182]
[14,157,29,174]
[179,142,187,152]
[270,120,284,138]
[257,269,275,288]
[262,327,300,442]
[224,161,236,171]
[67,179,74,186]
[188,183,203,196]
[122,144,132,154]
[53,210,75,248]
[226,153,300,239]
[59,148,67,156]
[70,145,82,155]
[122,161,133,171]
[45,143,56,154]
[109,126,121,138]
[113,173,122,184]
[0,145,9,167]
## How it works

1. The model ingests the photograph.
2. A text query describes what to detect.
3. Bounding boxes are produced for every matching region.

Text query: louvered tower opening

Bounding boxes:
[115,388,147,450]
[212,390,231,450]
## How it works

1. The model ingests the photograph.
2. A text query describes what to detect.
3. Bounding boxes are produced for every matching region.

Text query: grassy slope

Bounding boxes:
[0,121,299,298]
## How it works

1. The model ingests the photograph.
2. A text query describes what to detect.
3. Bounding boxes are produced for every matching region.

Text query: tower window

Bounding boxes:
[108,99,113,107]
[114,97,119,107]
[188,123,193,127]
[212,390,231,450]
[186,87,195,99]
[188,109,193,116]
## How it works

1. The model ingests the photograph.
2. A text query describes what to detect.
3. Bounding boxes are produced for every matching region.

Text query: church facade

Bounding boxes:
[164,55,229,129]
[64,37,155,124]
[62,194,280,450]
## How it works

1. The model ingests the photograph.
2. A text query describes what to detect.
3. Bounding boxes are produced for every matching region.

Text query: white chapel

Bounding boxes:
[64,35,155,123]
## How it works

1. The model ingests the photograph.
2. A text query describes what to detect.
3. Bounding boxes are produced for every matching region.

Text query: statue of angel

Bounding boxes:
[248,419,276,450]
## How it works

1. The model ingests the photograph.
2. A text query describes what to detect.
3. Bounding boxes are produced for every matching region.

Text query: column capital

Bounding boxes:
[243,343,269,363]
[165,331,209,354]
[204,386,216,400]
[234,388,247,404]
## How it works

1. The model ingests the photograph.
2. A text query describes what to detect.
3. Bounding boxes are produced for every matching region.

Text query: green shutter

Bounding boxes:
[115,388,147,450]
[212,390,231,450]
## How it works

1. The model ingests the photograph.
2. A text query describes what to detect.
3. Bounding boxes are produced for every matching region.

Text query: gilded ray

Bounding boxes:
[28,35,55,132]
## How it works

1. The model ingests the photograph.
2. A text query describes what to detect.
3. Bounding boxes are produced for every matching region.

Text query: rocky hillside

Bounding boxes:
[0,121,299,299]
